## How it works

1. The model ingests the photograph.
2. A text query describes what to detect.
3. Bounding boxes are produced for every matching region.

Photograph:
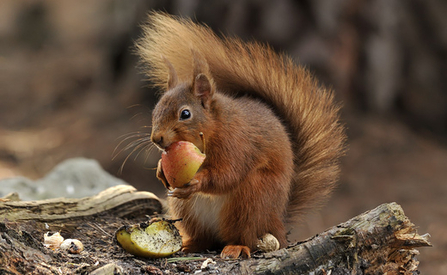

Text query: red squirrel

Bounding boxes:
[136,12,346,259]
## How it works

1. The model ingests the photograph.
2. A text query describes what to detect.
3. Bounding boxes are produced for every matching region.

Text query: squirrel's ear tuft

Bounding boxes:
[191,49,214,109]
[194,73,214,109]
[162,55,178,90]
[192,49,209,77]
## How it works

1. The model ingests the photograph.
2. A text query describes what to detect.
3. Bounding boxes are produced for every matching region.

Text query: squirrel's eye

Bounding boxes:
[180,109,191,120]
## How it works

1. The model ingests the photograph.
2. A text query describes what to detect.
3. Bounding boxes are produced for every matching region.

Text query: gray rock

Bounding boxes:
[0,158,128,200]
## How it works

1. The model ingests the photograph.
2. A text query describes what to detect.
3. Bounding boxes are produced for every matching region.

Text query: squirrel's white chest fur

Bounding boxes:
[190,193,226,237]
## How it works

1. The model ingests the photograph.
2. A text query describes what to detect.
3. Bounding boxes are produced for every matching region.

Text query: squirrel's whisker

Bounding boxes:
[119,140,150,174]
[132,140,153,161]
[113,134,146,160]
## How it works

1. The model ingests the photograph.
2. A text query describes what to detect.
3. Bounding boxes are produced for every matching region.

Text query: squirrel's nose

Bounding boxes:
[152,134,164,148]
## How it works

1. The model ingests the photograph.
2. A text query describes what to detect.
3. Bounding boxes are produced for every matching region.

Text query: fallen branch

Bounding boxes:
[0,185,163,222]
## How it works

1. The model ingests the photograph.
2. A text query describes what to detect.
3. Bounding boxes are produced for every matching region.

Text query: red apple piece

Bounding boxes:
[161,141,206,188]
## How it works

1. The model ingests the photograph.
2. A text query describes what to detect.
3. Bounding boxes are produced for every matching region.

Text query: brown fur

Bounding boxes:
[137,12,346,258]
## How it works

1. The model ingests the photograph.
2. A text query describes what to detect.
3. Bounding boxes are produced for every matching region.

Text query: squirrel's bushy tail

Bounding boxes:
[137,12,346,222]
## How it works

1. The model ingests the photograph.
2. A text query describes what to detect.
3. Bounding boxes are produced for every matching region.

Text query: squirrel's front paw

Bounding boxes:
[167,179,200,199]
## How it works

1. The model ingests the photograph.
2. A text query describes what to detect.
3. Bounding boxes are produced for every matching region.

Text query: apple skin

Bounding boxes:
[161,141,206,188]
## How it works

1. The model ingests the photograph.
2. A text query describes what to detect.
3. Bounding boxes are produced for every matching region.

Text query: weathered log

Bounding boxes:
[0,185,163,222]
[0,186,430,274]
[231,202,431,274]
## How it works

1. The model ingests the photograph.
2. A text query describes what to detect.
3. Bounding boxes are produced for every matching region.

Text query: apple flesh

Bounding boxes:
[161,141,206,188]
[115,219,182,258]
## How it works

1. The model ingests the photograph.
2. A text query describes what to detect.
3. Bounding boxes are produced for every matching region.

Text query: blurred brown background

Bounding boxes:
[0,0,446,273]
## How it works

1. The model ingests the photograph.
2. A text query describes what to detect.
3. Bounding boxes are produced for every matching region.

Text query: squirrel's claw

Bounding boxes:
[167,179,199,199]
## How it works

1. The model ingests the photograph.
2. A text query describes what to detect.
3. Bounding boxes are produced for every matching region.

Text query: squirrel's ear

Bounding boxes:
[193,73,214,109]
[162,56,178,90]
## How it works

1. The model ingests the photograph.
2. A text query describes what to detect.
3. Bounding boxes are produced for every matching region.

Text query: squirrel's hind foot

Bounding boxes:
[220,245,251,259]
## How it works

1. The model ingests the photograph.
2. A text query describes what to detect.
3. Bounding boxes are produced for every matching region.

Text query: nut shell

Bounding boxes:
[256,233,280,252]
[60,239,84,254]
[44,232,64,250]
